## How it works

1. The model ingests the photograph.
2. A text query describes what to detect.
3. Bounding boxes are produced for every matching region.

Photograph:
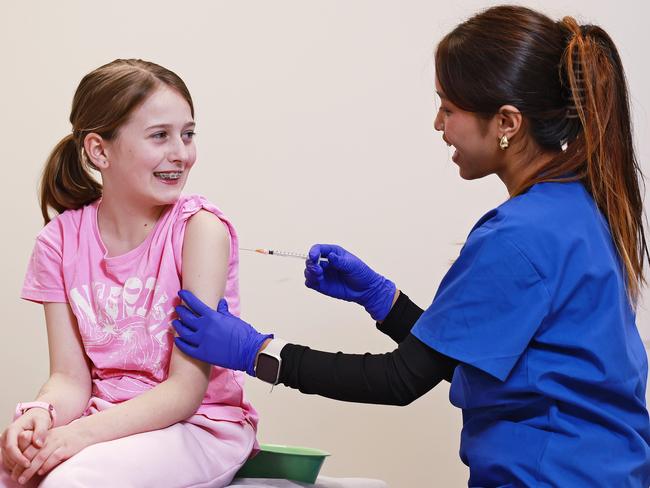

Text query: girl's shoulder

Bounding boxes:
[36,199,100,247]
[166,193,237,246]
[166,194,239,288]
[172,193,222,216]
[168,194,230,228]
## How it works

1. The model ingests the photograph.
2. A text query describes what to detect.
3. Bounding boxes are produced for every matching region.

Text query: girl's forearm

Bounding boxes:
[35,372,92,426]
[72,374,205,445]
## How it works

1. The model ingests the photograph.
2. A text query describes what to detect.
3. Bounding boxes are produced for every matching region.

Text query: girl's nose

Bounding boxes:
[169,136,190,163]
[433,111,445,132]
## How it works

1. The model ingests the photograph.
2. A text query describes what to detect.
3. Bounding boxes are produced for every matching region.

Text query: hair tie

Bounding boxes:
[561,16,582,41]
[559,17,587,121]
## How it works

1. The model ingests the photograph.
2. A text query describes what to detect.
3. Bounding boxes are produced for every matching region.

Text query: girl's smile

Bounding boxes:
[153,170,184,184]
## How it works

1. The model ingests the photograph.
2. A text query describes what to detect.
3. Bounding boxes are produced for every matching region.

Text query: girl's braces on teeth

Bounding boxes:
[154,172,182,180]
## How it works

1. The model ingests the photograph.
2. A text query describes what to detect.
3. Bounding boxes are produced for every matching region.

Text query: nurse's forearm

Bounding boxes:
[279,334,456,406]
[376,292,425,343]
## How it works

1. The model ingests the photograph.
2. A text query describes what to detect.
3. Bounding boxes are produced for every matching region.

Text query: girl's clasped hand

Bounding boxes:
[3,420,90,485]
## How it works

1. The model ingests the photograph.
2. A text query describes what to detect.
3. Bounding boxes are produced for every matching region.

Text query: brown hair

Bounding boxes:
[40,59,194,225]
[436,5,648,302]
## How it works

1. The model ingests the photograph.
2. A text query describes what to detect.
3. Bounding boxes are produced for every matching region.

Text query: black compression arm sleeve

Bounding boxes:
[376,291,425,343]
[278,333,456,406]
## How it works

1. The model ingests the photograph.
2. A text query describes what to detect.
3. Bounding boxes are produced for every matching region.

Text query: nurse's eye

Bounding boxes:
[151,131,168,140]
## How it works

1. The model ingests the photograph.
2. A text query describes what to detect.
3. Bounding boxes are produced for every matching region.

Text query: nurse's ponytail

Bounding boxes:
[557,17,647,302]
[435,6,648,302]
[40,59,194,224]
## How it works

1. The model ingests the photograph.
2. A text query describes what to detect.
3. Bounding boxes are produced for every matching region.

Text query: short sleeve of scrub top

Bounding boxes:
[411,223,551,381]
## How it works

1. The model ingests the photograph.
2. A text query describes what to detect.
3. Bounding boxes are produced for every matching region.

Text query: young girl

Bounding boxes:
[0,59,259,487]
[172,6,650,487]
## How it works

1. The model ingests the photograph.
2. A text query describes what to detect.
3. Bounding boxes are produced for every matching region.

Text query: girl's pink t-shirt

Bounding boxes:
[21,194,258,428]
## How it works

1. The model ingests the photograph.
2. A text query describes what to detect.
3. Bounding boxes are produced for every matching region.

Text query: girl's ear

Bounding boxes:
[496,105,523,142]
[84,133,110,169]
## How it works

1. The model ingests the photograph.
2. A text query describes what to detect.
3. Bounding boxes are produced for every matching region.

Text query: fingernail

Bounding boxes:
[18,477,25,484]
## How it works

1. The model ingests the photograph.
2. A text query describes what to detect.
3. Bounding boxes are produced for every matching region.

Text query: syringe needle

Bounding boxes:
[239,247,328,262]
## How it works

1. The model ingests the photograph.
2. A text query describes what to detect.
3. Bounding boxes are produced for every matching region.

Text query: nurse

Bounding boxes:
[173,5,650,487]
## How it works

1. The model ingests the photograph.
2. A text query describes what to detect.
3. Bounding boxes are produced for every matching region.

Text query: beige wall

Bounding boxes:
[1,1,649,486]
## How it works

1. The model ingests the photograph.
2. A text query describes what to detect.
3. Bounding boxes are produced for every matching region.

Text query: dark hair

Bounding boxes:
[436,5,648,301]
[40,59,194,225]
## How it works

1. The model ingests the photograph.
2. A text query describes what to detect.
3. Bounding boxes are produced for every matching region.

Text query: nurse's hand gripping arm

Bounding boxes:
[173,290,457,406]
[13,211,231,483]
[304,244,398,322]
[174,291,272,375]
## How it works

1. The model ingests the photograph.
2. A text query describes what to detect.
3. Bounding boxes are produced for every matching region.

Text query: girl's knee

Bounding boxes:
[38,463,88,488]
[38,452,106,488]
[38,444,132,488]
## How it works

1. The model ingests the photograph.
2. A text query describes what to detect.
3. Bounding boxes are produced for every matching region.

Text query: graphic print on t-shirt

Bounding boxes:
[69,276,174,373]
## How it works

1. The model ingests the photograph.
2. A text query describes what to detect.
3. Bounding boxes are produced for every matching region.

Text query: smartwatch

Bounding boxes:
[14,402,57,425]
[254,339,287,385]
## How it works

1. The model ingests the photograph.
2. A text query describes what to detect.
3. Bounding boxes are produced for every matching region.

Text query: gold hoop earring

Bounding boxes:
[499,135,509,150]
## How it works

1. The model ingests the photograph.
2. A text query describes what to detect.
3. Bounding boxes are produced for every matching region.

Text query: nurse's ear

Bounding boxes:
[83,133,110,170]
[495,105,523,148]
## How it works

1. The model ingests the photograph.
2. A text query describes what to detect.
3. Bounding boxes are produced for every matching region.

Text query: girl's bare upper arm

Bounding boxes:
[43,302,91,383]
[180,210,230,308]
[169,210,230,380]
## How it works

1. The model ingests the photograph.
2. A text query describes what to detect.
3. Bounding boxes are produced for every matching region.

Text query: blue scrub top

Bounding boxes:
[412,181,650,487]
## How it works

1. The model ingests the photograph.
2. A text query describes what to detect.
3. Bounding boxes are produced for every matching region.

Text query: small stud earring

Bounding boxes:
[499,135,509,150]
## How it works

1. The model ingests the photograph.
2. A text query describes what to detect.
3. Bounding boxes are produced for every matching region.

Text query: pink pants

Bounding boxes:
[1,408,255,488]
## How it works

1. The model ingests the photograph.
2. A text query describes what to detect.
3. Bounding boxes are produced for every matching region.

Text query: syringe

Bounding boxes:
[240,248,328,263]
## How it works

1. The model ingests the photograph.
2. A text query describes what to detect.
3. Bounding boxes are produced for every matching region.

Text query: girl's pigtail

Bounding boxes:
[40,133,102,224]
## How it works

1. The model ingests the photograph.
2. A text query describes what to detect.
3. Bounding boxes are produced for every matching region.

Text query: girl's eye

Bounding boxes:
[152,132,167,140]
[183,131,196,141]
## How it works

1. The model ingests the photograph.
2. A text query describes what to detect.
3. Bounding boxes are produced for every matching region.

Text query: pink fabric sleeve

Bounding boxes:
[21,223,67,303]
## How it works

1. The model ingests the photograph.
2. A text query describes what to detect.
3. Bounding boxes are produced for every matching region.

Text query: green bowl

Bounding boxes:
[235,443,330,484]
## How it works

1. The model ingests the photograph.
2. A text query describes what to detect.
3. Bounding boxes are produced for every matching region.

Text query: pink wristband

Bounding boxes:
[14,402,57,426]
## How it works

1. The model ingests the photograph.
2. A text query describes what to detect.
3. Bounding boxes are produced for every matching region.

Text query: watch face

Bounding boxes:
[256,354,280,384]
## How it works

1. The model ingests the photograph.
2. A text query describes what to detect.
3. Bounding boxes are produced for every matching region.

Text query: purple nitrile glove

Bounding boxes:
[304,244,396,321]
[173,290,272,377]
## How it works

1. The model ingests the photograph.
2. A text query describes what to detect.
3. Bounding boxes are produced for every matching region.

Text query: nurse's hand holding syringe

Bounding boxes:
[239,244,398,321]
[304,244,398,322]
